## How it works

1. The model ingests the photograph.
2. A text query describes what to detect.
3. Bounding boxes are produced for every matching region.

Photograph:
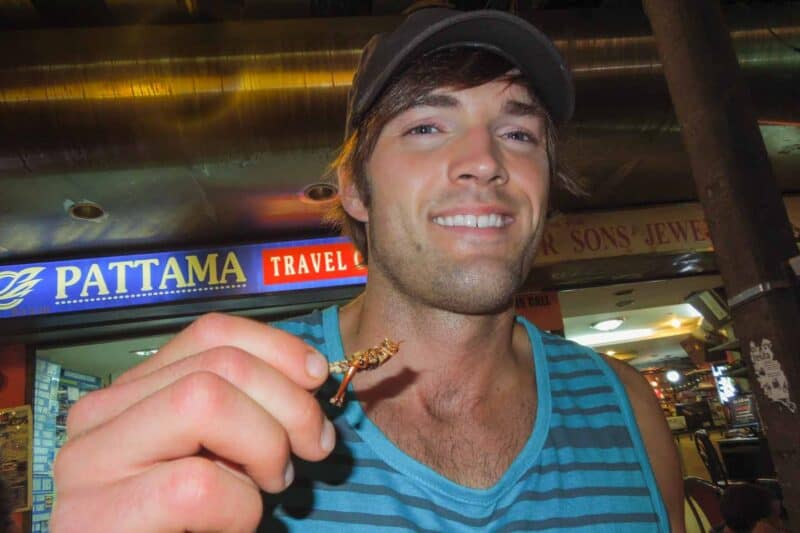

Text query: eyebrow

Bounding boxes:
[408,93,542,118]
[410,93,460,109]
[503,100,542,117]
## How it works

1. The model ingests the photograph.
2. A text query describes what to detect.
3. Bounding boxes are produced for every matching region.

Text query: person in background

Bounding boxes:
[51,6,684,532]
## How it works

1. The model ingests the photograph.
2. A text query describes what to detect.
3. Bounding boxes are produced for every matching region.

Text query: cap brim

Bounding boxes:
[352,10,574,128]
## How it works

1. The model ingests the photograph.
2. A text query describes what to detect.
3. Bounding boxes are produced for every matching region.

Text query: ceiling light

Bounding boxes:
[669,317,682,328]
[567,328,655,347]
[66,199,106,221]
[591,318,625,331]
[301,182,338,203]
[685,305,703,318]
[666,370,682,383]
[606,350,616,356]
[130,348,158,357]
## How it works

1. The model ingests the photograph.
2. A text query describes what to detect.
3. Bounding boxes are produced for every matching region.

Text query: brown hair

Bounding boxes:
[325,47,581,263]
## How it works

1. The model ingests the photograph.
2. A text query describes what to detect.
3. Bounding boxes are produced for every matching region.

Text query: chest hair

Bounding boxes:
[367,389,536,488]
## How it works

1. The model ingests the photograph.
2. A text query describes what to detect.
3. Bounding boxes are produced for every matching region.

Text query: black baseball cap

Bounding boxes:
[345,7,574,137]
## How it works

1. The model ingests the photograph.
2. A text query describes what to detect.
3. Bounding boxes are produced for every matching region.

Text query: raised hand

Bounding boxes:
[51,313,335,532]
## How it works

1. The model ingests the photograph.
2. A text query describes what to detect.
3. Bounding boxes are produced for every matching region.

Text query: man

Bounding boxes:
[52,7,684,532]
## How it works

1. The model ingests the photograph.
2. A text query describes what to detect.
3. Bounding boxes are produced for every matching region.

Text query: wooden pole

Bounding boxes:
[642,0,800,521]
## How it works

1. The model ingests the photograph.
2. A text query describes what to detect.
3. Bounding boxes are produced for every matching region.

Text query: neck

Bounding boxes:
[338,283,531,416]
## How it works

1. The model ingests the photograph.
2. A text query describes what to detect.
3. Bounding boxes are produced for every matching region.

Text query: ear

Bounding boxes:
[337,166,369,223]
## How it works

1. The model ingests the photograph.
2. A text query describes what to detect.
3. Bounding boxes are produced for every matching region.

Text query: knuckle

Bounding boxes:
[189,312,234,345]
[170,372,230,420]
[164,457,220,513]
[204,347,252,386]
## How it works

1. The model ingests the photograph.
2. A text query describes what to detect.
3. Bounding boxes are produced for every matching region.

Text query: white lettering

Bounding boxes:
[284,256,296,276]
[353,250,365,268]
[269,256,281,277]
[186,254,219,285]
[108,261,135,294]
[133,259,160,291]
[80,264,110,297]
[220,252,246,283]
[55,266,81,300]
[310,252,322,272]
[297,254,310,275]
[159,257,188,289]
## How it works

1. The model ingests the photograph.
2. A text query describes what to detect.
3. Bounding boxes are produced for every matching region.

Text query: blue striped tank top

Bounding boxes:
[260,305,670,532]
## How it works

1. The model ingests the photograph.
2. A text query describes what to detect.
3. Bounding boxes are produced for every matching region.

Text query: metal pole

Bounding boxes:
[643,0,800,521]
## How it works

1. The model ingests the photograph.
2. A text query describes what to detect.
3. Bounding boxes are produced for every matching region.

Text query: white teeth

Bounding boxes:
[433,214,509,228]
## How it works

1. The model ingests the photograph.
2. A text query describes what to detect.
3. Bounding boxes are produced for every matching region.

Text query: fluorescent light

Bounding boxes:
[567,328,655,347]
[591,318,625,331]
[685,304,703,318]
[130,348,158,357]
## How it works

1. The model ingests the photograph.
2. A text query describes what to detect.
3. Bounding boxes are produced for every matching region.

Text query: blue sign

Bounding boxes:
[0,237,367,319]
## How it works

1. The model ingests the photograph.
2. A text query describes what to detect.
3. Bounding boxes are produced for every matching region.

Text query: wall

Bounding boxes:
[0,344,28,531]
[0,344,27,407]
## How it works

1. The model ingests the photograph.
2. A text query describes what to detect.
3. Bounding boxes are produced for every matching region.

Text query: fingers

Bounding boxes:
[53,312,337,532]
[57,371,332,494]
[66,347,335,465]
[114,313,329,390]
[67,347,334,461]
[52,456,263,533]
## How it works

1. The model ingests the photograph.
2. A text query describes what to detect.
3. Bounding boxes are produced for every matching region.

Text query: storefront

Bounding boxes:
[2,236,370,532]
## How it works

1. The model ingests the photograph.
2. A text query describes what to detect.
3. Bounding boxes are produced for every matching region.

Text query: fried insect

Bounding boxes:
[327,338,401,407]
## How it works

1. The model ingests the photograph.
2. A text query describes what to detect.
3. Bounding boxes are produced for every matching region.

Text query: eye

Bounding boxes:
[502,129,538,144]
[405,124,440,136]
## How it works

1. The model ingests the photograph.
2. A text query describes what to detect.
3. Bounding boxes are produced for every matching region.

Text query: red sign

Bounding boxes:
[514,291,564,333]
[262,242,366,286]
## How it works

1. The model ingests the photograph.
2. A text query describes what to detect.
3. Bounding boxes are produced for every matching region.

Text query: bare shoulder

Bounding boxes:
[601,354,664,406]
[600,354,686,533]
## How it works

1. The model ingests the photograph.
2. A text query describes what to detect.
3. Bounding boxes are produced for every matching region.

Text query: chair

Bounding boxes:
[694,429,728,486]
[684,476,724,532]
[693,430,789,526]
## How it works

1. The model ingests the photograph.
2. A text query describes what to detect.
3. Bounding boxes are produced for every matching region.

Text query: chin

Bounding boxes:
[427,266,521,315]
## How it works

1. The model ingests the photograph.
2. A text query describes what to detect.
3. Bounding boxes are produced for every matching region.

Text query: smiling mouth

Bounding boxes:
[432,214,512,228]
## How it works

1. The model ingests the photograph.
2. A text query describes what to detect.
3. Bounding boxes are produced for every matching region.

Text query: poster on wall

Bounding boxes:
[0,404,32,512]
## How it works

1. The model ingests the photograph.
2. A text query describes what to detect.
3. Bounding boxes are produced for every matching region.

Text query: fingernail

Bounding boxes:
[320,418,336,453]
[305,350,328,380]
[283,461,294,488]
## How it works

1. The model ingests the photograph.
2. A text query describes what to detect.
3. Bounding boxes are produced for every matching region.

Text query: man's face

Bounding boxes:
[355,79,551,314]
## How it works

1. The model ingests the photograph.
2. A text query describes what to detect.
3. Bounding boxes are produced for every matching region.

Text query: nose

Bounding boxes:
[448,127,508,186]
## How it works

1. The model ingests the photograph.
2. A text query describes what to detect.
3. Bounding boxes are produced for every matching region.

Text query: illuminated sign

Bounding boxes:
[712,364,737,404]
[0,237,366,319]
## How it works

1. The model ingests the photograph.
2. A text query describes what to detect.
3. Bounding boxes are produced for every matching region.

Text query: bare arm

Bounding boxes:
[603,355,686,533]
